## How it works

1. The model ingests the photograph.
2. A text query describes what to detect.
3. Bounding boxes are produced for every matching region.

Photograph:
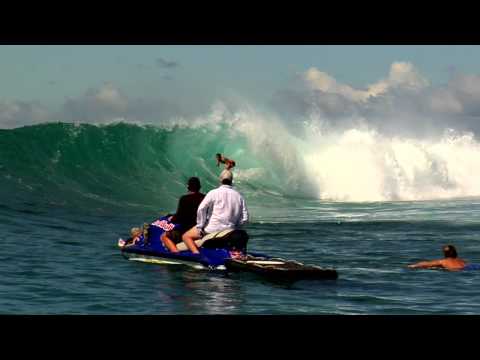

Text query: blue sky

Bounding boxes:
[2,45,480,132]
[2,45,479,104]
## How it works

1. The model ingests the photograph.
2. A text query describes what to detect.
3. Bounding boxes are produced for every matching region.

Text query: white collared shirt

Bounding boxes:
[196,185,249,234]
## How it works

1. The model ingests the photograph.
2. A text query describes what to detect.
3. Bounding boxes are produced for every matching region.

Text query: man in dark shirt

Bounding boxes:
[161,177,205,252]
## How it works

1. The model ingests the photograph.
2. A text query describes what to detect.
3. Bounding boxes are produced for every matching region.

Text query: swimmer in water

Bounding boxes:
[408,245,466,271]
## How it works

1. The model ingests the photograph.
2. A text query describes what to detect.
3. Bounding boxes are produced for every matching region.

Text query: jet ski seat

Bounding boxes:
[176,229,248,251]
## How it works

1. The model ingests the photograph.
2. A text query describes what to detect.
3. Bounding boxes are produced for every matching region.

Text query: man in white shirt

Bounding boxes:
[181,169,249,254]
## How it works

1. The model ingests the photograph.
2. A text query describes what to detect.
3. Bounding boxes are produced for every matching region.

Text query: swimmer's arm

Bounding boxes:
[408,260,445,269]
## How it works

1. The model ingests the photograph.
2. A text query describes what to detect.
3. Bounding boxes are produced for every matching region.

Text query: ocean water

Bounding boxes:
[2,120,480,314]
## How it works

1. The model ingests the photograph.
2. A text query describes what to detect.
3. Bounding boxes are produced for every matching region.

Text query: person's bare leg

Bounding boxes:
[181,226,201,254]
[161,233,179,253]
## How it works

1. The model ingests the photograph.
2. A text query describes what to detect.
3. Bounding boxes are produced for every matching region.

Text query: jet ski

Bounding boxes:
[118,215,338,280]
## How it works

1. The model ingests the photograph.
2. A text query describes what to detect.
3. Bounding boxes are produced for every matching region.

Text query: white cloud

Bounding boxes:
[385,62,429,89]
[450,74,480,98]
[430,74,480,117]
[303,68,371,102]
[0,100,51,129]
[427,88,463,114]
[271,61,480,137]
[302,61,429,103]
[63,83,134,123]
[61,83,184,124]
[89,83,128,111]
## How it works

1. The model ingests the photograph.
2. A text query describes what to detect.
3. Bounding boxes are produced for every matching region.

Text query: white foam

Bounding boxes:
[205,102,480,202]
[303,127,480,201]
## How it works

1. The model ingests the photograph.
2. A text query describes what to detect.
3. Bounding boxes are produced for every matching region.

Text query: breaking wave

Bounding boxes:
[1,102,480,210]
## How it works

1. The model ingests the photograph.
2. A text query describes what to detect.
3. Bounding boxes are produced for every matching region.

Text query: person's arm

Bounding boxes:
[170,196,184,223]
[196,193,213,231]
[216,154,223,166]
[408,259,445,269]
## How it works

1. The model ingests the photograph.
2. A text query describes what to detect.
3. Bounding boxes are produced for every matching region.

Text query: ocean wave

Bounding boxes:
[2,103,480,209]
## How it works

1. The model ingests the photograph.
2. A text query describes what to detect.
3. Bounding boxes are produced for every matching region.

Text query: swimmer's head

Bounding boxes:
[443,245,458,258]
[216,153,222,160]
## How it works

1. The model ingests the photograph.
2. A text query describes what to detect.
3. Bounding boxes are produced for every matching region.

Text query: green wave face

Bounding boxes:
[0,122,310,212]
